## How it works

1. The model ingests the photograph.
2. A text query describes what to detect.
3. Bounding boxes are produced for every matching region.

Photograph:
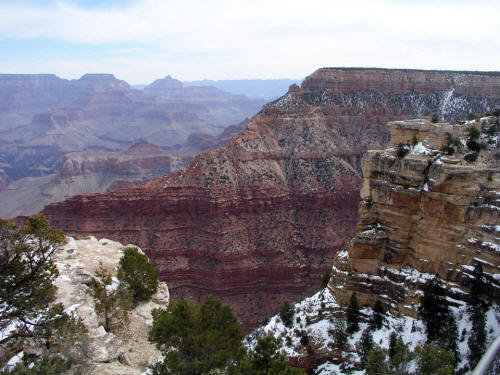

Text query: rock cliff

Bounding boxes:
[331,115,500,312]
[43,68,500,330]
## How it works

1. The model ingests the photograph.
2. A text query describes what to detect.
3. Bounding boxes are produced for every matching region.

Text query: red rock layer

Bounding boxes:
[44,68,500,330]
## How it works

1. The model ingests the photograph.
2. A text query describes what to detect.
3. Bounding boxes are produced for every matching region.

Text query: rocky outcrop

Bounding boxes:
[53,236,168,375]
[44,68,500,330]
[331,116,500,315]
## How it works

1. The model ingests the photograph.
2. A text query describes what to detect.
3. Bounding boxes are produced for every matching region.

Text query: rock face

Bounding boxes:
[53,236,169,375]
[43,68,500,330]
[330,116,500,315]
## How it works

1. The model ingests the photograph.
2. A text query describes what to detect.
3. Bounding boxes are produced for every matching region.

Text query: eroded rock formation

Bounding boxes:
[331,116,500,315]
[44,68,500,330]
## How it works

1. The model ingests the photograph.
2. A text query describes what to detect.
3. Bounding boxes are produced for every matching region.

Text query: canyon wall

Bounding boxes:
[43,68,500,330]
[330,116,500,315]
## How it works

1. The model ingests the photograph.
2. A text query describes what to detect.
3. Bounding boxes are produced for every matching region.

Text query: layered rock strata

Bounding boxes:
[44,68,500,330]
[331,116,500,315]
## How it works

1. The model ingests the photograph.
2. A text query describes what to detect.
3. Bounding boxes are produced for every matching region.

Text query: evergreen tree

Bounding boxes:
[467,263,490,368]
[229,335,305,375]
[321,271,331,289]
[390,338,414,375]
[357,328,374,368]
[419,275,457,353]
[0,215,89,372]
[372,300,385,330]
[388,332,398,362]
[0,214,66,346]
[2,354,72,375]
[117,246,158,303]
[365,346,390,375]
[332,318,348,351]
[416,344,455,375]
[149,295,245,375]
[278,301,294,328]
[346,293,360,334]
[90,263,132,332]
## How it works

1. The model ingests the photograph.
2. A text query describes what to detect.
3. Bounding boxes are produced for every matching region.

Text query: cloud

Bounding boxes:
[0,0,499,81]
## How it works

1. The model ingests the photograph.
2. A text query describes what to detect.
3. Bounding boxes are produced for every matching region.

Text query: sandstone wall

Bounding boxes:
[331,116,500,315]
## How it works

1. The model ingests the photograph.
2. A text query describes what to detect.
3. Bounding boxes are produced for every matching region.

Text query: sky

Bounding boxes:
[0,0,498,84]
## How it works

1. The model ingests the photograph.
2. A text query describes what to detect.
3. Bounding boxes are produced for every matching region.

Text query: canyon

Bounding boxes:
[0,119,248,218]
[43,68,500,330]
[0,73,264,181]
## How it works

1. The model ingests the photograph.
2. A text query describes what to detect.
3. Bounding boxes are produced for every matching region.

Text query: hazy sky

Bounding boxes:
[0,0,498,84]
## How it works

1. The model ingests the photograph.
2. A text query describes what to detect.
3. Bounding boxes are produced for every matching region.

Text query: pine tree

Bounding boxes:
[149,295,245,375]
[117,246,158,303]
[388,332,398,362]
[333,318,348,351]
[90,263,132,332]
[278,300,294,328]
[321,271,331,289]
[372,300,385,330]
[0,214,66,346]
[229,335,305,375]
[390,338,414,375]
[365,346,390,375]
[358,328,374,367]
[0,215,89,372]
[467,263,490,369]
[419,275,457,353]
[416,344,455,375]
[346,292,360,334]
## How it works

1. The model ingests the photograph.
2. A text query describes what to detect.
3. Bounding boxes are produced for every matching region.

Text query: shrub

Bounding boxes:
[441,145,455,155]
[412,135,419,146]
[466,126,480,140]
[396,143,410,158]
[466,139,481,152]
[464,152,478,163]
[431,116,439,123]
[91,264,132,332]
[446,133,461,147]
[117,247,158,302]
